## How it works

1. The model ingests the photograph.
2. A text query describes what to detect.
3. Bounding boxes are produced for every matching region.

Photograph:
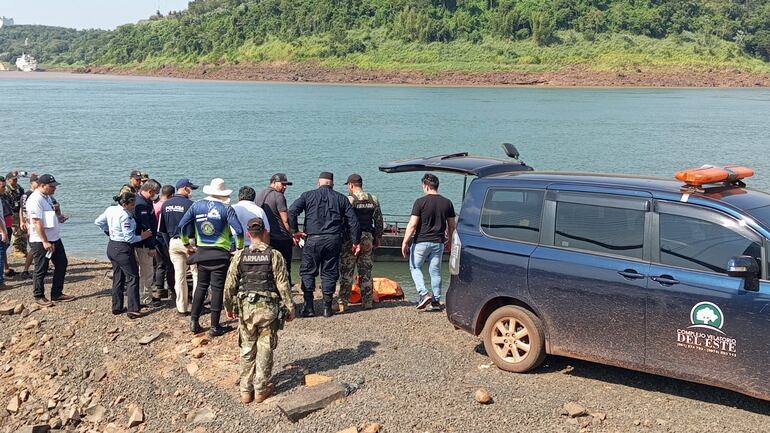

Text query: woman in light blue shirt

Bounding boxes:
[95,193,151,318]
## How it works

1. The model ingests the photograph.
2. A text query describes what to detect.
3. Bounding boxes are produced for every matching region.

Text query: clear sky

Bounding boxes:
[0,0,192,30]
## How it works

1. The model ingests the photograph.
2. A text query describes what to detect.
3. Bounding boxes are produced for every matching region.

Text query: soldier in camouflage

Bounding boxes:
[4,172,25,257]
[337,174,384,312]
[224,217,295,404]
[115,170,148,201]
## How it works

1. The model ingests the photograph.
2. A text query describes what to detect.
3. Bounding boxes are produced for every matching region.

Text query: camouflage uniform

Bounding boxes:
[224,240,293,395]
[116,184,137,200]
[5,183,25,256]
[338,190,383,308]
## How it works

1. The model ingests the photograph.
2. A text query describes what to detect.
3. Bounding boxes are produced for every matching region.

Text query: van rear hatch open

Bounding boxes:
[378,144,534,177]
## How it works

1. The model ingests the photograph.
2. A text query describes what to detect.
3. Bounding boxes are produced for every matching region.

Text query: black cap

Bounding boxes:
[0,176,4,182]
[175,178,199,190]
[345,173,363,185]
[319,171,334,181]
[38,174,60,186]
[270,173,292,186]
[130,170,149,180]
[246,217,265,234]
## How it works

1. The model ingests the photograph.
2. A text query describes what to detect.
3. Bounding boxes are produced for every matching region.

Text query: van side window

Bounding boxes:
[480,189,544,243]
[659,213,762,276]
[555,202,645,259]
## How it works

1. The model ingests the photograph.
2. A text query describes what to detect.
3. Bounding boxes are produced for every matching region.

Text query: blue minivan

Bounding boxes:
[382,147,770,401]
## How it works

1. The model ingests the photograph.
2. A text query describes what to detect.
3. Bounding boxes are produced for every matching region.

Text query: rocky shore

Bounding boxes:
[1,256,769,433]
[70,63,770,87]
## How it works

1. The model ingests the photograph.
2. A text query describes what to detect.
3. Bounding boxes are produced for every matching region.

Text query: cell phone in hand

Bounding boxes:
[45,250,53,259]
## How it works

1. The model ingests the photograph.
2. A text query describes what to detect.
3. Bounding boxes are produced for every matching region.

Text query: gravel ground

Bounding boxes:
[1,256,769,433]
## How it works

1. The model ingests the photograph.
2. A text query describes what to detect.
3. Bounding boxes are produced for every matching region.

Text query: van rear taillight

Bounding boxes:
[449,231,461,275]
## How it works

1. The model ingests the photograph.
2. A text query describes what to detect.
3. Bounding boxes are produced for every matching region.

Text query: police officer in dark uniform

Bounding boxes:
[289,172,361,318]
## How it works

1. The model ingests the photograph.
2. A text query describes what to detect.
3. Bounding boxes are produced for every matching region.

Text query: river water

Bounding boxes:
[2,72,770,293]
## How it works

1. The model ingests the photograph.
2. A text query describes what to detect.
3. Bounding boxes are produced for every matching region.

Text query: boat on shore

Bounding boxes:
[15,53,38,72]
[292,214,426,262]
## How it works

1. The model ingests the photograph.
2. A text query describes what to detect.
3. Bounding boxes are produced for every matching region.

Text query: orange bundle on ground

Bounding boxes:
[349,277,405,304]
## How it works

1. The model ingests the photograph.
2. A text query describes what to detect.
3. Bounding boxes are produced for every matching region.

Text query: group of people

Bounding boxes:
[1,167,457,405]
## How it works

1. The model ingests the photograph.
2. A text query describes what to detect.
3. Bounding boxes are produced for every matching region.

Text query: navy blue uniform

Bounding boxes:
[133,195,157,249]
[289,185,360,308]
[158,194,193,238]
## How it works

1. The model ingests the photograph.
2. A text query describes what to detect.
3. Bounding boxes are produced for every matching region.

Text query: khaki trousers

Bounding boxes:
[169,238,197,313]
[134,246,155,303]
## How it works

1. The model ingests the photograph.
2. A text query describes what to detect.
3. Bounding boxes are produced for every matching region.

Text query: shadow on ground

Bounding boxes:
[272,340,380,393]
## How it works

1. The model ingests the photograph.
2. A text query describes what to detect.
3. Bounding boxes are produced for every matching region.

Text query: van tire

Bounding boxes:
[482,305,546,373]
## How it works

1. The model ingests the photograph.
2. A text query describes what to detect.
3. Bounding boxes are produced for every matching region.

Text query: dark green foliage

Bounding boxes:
[1,0,770,65]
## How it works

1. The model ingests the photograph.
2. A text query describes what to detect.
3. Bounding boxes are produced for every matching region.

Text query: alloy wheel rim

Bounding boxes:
[491,317,530,363]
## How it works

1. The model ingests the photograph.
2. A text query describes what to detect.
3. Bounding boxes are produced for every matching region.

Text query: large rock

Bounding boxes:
[0,304,14,315]
[23,319,39,330]
[91,368,107,382]
[304,374,332,387]
[278,382,347,422]
[190,348,205,359]
[186,362,199,376]
[85,404,106,423]
[563,402,587,418]
[474,388,492,404]
[186,408,216,424]
[127,405,144,428]
[191,336,209,348]
[7,394,20,413]
[138,333,162,345]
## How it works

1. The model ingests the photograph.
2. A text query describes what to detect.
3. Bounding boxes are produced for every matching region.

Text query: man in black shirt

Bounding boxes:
[255,173,295,284]
[289,172,361,318]
[401,173,456,311]
[134,180,160,307]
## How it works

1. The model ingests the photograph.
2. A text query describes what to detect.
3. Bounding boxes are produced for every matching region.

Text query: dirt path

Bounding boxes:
[1,256,768,432]
[68,63,770,88]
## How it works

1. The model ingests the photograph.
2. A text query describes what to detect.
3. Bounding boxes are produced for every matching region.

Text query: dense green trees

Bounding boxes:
[1,0,769,67]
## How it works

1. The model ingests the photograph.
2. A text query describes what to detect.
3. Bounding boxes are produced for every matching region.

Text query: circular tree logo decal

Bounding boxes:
[689,302,725,334]
[201,221,215,236]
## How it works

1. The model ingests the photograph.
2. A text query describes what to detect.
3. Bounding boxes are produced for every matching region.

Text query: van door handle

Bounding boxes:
[651,275,680,285]
[618,269,646,280]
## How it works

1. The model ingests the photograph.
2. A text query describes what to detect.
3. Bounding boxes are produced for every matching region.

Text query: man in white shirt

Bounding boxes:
[232,186,270,247]
[26,174,74,306]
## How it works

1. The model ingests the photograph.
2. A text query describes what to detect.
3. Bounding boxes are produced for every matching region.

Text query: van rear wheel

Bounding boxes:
[482,305,545,373]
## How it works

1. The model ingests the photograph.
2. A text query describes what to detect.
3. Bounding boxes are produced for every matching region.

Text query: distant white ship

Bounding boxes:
[15,53,38,72]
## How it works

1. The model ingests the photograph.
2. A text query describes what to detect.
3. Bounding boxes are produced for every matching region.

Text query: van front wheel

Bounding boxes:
[482,305,546,373]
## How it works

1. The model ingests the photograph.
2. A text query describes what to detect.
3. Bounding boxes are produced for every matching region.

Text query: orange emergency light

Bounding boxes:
[675,165,754,187]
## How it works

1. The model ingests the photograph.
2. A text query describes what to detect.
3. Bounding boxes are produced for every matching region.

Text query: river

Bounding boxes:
[2,72,769,293]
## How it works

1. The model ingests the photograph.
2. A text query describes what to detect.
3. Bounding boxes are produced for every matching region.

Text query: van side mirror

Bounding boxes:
[726,255,759,292]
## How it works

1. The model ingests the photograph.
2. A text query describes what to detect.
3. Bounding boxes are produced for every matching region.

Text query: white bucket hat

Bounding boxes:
[202,178,233,197]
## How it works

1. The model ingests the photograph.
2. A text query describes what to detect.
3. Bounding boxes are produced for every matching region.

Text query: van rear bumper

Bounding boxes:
[446,279,475,334]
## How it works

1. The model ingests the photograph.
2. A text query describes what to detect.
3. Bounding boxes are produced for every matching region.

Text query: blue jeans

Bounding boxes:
[409,242,444,302]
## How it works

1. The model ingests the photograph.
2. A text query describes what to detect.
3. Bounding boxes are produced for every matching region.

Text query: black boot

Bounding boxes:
[191,319,203,334]
[300,293,315,317]
[323,295,334,318]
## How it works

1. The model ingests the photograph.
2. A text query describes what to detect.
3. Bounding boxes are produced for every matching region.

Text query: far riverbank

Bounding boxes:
[60,62,770,87]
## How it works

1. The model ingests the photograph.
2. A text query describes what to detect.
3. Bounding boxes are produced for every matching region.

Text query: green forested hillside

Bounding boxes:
[2,0,770,72]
